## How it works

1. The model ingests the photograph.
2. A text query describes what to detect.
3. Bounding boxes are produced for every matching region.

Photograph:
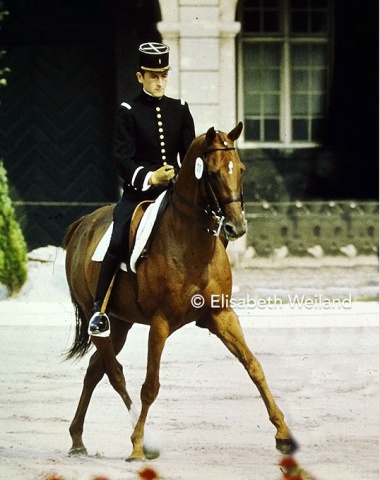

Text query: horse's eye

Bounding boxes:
[207,171,218,181]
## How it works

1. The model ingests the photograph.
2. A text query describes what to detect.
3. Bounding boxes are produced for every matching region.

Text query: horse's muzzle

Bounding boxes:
[223,218,247,240]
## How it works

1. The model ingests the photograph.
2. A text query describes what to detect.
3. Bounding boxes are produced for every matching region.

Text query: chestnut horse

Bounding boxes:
[63,123,297,461]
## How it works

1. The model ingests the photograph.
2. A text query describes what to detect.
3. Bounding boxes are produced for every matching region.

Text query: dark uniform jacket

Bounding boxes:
[113,90,195,202]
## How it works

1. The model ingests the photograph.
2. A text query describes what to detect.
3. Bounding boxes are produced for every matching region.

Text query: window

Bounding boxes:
[237,0,333,147]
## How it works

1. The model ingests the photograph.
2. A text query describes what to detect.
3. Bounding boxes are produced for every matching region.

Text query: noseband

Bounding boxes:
[171,144,245,236]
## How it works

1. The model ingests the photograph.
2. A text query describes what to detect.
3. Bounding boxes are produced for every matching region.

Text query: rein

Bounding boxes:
[171,187,225,236]
[171,145,244,236]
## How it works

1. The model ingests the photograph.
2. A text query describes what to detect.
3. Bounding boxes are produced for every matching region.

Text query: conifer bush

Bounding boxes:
[0,161,28,294]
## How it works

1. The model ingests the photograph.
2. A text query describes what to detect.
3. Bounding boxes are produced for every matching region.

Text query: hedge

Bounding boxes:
[0,160,28,294]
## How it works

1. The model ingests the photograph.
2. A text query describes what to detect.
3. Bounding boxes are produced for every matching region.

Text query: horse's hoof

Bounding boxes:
[143,447,160,460]
[276,436,298,455]
[125,454,146,462]
[69,446,88,457]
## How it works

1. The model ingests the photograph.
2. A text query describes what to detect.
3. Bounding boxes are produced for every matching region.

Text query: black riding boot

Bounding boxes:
[88,251,120,337]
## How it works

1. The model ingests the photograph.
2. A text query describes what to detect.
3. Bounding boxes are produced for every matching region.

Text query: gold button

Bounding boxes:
[162,156,166,161]
[158,121,163,126]
[159,128,163,133]
[160,135,164,139]
[161,149,166,153]
[161,142,165,146]
[156,107,161,112]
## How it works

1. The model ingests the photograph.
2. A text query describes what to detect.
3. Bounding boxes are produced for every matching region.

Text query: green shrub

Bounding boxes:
[0,160,27,294]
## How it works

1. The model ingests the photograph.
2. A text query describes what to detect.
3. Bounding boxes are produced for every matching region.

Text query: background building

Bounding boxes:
[0,0,378,248]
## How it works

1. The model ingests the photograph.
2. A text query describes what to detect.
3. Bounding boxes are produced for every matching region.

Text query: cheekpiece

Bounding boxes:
[139,42,170,72]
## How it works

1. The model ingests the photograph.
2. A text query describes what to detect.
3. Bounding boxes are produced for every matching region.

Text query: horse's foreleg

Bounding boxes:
[128,316,170,461]
[69,319,132,456]
[208,309,297,454]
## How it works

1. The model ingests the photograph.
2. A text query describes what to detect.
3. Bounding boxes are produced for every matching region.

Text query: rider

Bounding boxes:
[88,42,196,337]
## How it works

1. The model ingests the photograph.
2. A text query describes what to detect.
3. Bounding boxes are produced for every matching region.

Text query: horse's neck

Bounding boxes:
[175,141,207,208]
[168,141,218,256]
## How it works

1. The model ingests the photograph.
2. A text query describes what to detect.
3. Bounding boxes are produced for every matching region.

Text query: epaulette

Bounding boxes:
[121,102,132,110]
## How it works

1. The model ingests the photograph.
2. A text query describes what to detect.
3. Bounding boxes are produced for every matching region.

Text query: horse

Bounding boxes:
[63,122,297,461]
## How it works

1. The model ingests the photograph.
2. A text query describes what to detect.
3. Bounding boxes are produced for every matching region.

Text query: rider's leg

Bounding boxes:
[88,250,120,337]
[88,199,135,337]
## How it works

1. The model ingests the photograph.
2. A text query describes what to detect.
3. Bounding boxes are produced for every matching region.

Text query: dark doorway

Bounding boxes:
[0,0,162,249]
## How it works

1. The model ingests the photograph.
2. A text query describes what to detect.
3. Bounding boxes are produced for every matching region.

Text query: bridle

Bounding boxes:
[171,144,245,236]
[203,146,245,208]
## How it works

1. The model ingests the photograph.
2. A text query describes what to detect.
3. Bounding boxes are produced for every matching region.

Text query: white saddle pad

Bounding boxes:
[92,190,167,273]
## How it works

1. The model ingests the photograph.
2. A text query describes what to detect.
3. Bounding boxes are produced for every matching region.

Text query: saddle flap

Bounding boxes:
[129,200,154,253]
[129,190,171,273]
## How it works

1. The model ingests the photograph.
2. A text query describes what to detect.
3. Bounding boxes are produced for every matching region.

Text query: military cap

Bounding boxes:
[139,42,170,72]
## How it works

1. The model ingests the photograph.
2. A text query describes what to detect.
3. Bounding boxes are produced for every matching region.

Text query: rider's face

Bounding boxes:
[136,71,168,98]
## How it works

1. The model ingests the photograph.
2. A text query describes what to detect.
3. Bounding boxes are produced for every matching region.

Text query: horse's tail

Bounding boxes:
[65,298,92,360]
[62,214,93,360]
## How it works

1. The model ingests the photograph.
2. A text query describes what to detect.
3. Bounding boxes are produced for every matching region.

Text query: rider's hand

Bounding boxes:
[149,165,175,187]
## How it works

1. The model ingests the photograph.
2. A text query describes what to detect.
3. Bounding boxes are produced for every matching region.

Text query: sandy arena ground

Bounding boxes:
[0,247,378,480]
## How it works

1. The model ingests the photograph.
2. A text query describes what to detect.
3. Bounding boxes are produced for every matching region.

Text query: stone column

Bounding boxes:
[158,1,241,135]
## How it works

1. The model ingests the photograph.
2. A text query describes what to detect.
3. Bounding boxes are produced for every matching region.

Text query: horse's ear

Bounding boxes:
[227,122,243,141]
[205,126,217,147]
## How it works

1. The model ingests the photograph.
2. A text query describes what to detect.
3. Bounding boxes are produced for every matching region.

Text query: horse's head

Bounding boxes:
[201,122,247,240]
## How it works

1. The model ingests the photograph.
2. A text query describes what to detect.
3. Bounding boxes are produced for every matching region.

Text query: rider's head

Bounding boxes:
[136,42,170,98]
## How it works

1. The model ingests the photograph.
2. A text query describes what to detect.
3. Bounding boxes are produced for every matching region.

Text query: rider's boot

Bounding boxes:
[88,251,120,337]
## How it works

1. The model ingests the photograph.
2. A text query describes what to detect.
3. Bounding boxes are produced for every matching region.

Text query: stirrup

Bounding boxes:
[88,311,111,337]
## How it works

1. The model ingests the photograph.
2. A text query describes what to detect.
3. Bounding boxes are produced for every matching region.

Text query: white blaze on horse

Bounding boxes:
[63,122,297,461]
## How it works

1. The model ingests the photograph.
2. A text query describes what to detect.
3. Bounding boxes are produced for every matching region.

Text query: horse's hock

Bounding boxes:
[245,200,379,257]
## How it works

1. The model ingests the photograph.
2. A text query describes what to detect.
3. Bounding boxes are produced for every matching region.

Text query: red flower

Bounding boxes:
[280,456,299,470]
[139,467,159,480]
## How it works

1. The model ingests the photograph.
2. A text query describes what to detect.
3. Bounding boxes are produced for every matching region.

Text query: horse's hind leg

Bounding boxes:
[69,319,133,456]
[207,309,297,455]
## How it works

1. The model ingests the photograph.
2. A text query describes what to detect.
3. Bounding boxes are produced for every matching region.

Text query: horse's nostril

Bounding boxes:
[224,222,237,238]
[224,219,247,240]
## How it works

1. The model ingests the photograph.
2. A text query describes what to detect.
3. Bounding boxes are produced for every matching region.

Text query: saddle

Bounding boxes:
[92,190,170,273]
[129,190,170,272]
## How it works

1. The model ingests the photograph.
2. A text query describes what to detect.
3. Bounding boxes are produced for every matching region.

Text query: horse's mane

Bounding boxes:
[181,133,206,167]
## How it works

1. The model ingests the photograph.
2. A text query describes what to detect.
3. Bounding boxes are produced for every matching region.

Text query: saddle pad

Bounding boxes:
[91,190,167,273]
[130,190,166,272]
